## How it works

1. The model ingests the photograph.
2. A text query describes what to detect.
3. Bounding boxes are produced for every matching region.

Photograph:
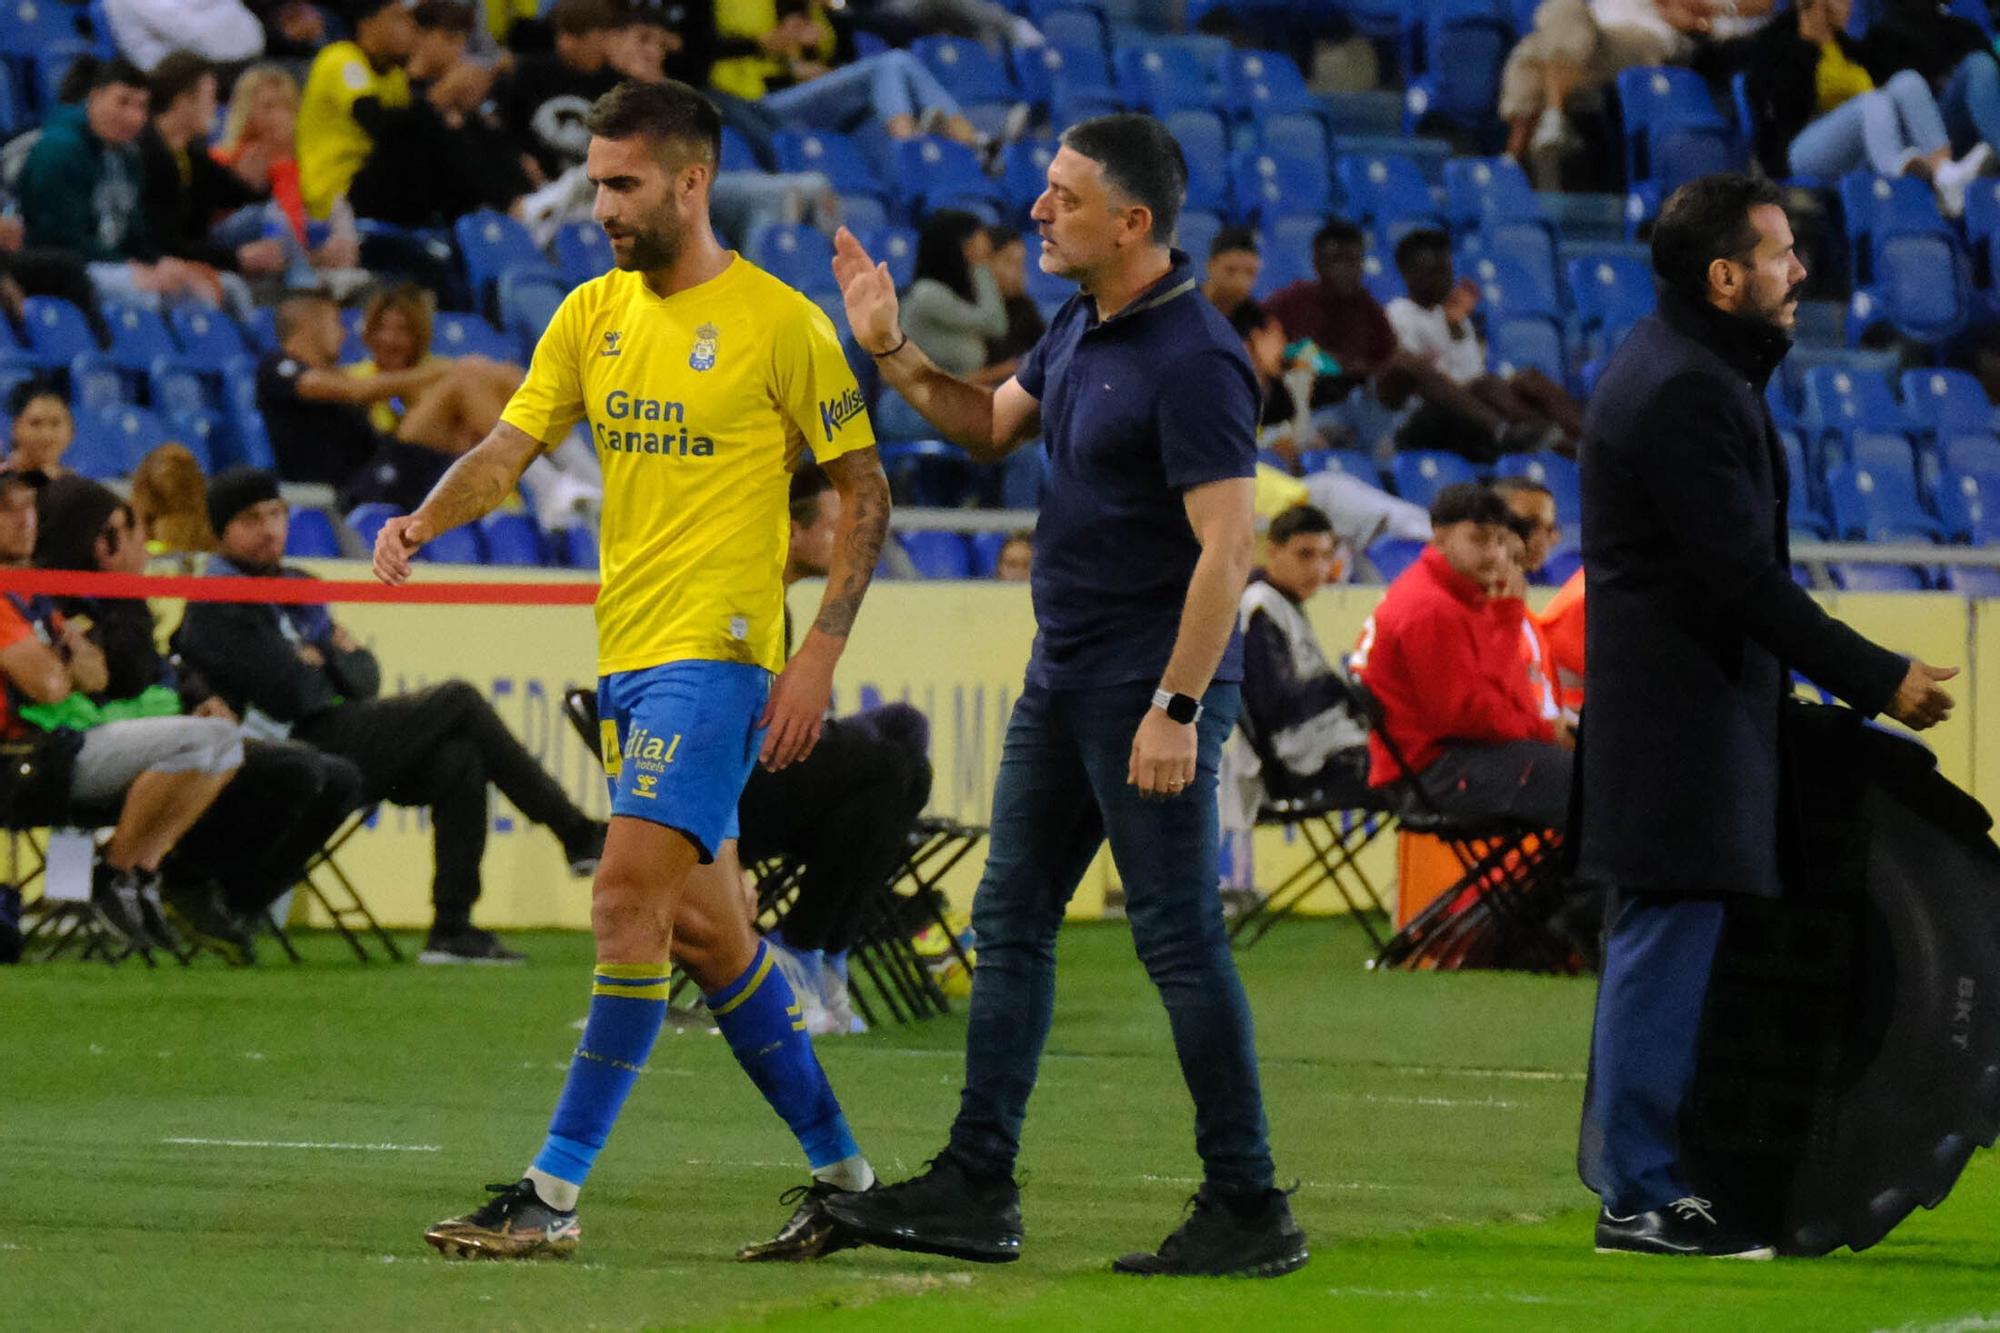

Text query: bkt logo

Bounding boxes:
[820,388,865,442]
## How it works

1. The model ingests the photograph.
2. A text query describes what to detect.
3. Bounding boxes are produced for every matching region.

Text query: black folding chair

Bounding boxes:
[262,805,402,963]
[7,812,185,967]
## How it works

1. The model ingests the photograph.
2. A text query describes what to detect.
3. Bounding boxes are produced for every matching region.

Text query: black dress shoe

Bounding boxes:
[1113,1184,1310,1278]
[821,1151,1021,1263]
[1595,1197,1776,1259]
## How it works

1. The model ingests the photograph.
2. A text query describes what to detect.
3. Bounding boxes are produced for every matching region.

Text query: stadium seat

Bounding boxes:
[967,530,1008,577]
[1942,433,2000,477]
[1566,253,1655,352]
[1034,5,1112,56]
[997,137,1058,217]
[1839,171,1949,284]
[61,415,127,480]
[1231,143,1331,223]
[1615,66,1734,190]
[1444,157,1543,230]
[102,302,178,376]
[1835,430,1920,488]
[1803,366,1903,451]
[1900,369,1992,440]
[900,530,973,579]
[771,129,888,206]
[1114,41,1213,116]
[224,409,276,472]
[553,221,613,289]
[0,349,37,409]
[418,524,485,564]
[1166,109,1232,215]
[1391,450,1480,507]
[168,307,250,371]
[1221,49,1321,126]
[912,36,1020,136]
[1403,0,1512,138]
[345,502,399,550]
[91,404,170,475]
[1297,447,1375,478]
[1945,563,2000,594]
[1825,463,1944,542]
[1489,315,1566,384]
[161,408,221,473]
[453,209,558,305]
[432,311,516,361]
[1933,470,2000,543]
[891,137,1003,219]
[30,38,90,113]
[285,507,343,559]
[557,524,598,570]
[67,352,125,415]
[1175,210,1224,277]
[1495,452,1580,521]
[880,439,975,507]
[1335,152,1442,230]
[1366,535,1428,581]
[240,306,281,355]
[21,296,97,369]
[478,511,545,566]
[497,269,569,357]
[1829,562,1930,591]
[857,225,919,290]
[719,125,760,173]
[1467,252,1559,320]
[1256,213,1318,296]
[1850,236,1972,346]
[1779,427,1830,536]
[746,223,837,298]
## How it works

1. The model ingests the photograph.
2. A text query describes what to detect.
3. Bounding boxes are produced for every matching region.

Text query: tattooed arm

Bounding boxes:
[758,445,891,770]
[372,422,544,585]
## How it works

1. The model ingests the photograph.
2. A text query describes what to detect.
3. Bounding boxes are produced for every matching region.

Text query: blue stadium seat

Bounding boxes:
[1034,5,1112,57]
[29,39,90,112]
[1475,226,1559,314]
[1851,236,1971,345]
[1779,427,1830,536]
[1404,1,1512,136]
[1391,450,1480,507]
[102,302,178,377]
[1256,112,1332,166]
[168,307,250,372]
[719,125,761,173]
[149,356,210,420]
[1256,213,1318,297]
[1230,143,1330,223]
[225,409,276,472]
[1489,316,1566,385]
[1934,470,2000,543]
[997,138,1058,216]
[92,404,170,475]
[880,440,975,507]
[1175,210,1224,277]
[553,221,613,289]
[1946,564,2000,594]
[453,209,557,304]
[900,530,974,579]
[1298,448,1376,478]
[1166,109,1232,215]
[1839,171,1948,277]
[1900,368,1991,440]
[241,306,280,354]
[857,225,919,290]
[1802,365,1902,449]
[68,352,125,414]
[1114,40,1213,116]
[1363,250,1406,304]
[161,408,221,473]
[418,524,486,565]
[1465,252,1558,319]
[285,507,343,559]
[61,416,127,480]
[1825,462,1944,542]
[1366,535,1428,581]
[1615,66,1733,190]
[1565,253,1655,348]
[497,269,569,357]
[1942,433,2000,476]
[432,312,516,361]
[479,511,545,566]
[1830,562,1930,591]
[0,349,37,410]
[912,36,1019,136]
[746,223,837,298]
[557,525,598,570]
[771,129,888,205]
[1221,48,1321,124]
[21,296,97,369]
[1496,452,1580,520]
[1015,42,1121,124]
[891,137,1003,218]
[345,502,399,550]
[1443,157,1543,230]
[967,530,1007,577]
[1335,152,1442,230]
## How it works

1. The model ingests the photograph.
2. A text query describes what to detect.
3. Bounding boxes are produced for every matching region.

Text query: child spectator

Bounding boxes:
[1,381,76,480]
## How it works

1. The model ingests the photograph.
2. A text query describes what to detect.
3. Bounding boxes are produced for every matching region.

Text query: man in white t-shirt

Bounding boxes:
[1386,228,1585,448]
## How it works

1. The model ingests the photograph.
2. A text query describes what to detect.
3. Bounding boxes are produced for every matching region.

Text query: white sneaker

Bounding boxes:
[768,941,831,1035]
[815,957,864,1036]
[1934,143,1991,219]
[1530,106,1574,154]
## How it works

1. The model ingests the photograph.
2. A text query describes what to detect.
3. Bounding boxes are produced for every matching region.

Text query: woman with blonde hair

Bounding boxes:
[130,443,217,562]
[212,63,365,289]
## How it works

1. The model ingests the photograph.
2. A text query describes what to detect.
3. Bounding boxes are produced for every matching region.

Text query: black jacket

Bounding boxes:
[173,561,380,725]
[1575,287,1909,898]
[136,125,263,271]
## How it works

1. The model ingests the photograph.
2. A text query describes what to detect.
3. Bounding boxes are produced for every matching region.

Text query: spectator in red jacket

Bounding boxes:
[1351,482,1571,829]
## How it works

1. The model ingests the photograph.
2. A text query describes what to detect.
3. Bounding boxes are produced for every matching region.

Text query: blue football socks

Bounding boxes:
[530,962,671,1197]
[706,940,860,1170]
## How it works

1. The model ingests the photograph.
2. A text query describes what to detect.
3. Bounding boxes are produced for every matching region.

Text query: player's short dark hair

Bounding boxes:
[1394,226,1451,273]
[1652,172,1787,301]
[1313,218,1365,252]
[1429,482,1512,529]
[148,51,213,111]
[1269,503,1334,545]
[1210,226,1259,259]
[549,0,622,35]
[1491,475,1554,504]
[789,463,834,525]
[586,79,723,169]
[1060,113,1188,245]
[412,0,476,32]
[75,55,147,97]
[6,375,65,422]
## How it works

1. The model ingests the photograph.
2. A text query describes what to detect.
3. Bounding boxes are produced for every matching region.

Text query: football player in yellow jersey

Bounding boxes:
[372,81,893,1264]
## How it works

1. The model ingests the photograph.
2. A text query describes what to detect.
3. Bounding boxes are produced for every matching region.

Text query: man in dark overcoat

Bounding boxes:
[1576,173,1958,1259]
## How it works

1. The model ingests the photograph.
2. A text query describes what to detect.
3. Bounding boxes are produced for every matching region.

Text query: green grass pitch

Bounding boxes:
[6,920,1997,1331]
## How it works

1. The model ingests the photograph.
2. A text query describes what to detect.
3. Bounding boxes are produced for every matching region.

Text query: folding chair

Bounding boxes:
[268,805,402,962]
[8,815,184,966]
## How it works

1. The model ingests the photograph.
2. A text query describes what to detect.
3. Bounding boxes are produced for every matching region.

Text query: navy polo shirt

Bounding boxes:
[1015,251,1258,690]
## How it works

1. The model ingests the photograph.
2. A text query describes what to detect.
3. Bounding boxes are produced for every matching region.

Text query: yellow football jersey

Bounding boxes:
[501,256,874,677]
[297,40,410,219]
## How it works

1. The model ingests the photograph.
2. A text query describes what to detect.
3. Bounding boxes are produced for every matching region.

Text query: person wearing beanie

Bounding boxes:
[174,467,608,963]
[34,475,365,963]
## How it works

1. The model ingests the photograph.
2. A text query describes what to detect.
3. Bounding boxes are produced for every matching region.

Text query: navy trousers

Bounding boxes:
[1579,892,1727,1215]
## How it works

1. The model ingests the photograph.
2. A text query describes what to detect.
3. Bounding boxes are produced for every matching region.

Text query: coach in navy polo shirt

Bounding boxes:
[824,113,1306,1279]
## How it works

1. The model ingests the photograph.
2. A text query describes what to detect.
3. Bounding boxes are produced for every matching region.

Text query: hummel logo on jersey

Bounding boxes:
[600,330,623,357]
[819,387,865,442]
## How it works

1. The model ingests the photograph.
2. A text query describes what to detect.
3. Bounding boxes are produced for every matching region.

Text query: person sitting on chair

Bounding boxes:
[1351,482,1571,830]
[173,466,608,963]
[1236,503,1371,806]
[0,470,243,953]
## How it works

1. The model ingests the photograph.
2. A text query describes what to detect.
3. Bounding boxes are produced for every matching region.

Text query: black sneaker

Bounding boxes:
[425,1179,579,1259]
[1113,1185,1310,1277]
[90,863,152,950]
[564,821,608,877]
[160,881,256,966]
[418,925,526,965]
[820,1151,1021,1263]
[131,871,189,956]
[1595,1197,1775,1259]
[737,1179,870,1262]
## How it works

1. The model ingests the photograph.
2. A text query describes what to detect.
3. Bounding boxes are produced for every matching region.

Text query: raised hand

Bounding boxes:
[832,226,901,354]
[373,514,431,586]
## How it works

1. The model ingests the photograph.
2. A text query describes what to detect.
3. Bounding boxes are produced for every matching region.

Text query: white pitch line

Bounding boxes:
[161,1137,441,1153]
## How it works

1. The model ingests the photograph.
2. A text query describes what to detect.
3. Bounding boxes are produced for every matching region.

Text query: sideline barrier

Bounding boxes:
[0,566,1983,929]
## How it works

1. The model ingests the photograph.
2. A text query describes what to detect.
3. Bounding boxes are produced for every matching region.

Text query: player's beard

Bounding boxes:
[615,214,686,272]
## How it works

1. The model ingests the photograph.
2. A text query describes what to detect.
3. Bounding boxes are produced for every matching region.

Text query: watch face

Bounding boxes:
[1167,694,1199,724]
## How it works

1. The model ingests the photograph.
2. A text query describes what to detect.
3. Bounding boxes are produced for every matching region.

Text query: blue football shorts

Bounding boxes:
[596,660,771,862]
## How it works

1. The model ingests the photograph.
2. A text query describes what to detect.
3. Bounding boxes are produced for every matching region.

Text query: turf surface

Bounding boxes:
[6,920,1996,1330]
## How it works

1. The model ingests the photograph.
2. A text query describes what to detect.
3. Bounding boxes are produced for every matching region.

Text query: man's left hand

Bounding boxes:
[760,643,835,770]
[1129,707,1197,798]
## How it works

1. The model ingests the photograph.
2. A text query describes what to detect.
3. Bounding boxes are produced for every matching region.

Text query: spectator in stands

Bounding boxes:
[351,283,450,435]
[711,0,988,149]
[1496,511,1564,728]
[498,0,625,186]
[33,473,366,962]
[174,467,610,964]
[258,288,521,508]
[0,213,110,348]
[1744,0,1990,217]
[138,52,282,307]
[1200,226,1261,324]
[130,442,218,560]
[1,381,75,480]
[1389,229,1584,447]
[981,225,1043,381]
[1856,0,2000,162]
[0,470,243,952]
[1495,474,1586,709]
[1351,482,1570,830]
[18,57,234,313]
[841,0,1040,53]
[212,65,370,294]
[994,530,1032,581]
[347,1,533,228]
[296,0,417,220]
[1237,503,1371,805]
[1492,475,1562,579]
[878,210,1008,440]
[749,465,934,1034]
[105,0,265,74]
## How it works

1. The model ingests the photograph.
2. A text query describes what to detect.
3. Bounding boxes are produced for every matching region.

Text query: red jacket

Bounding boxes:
[1352,546,1554,786]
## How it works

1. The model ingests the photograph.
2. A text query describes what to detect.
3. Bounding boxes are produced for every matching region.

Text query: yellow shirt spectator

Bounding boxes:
[1816,41,1874,115]
[297,40,410,219]
[711,0,837,102]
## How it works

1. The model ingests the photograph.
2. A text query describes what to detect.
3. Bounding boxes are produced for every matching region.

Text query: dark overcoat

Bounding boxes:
[1576,286,1910,898]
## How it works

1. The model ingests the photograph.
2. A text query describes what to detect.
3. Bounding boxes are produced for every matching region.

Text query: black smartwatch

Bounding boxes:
[1151,688,1202,725]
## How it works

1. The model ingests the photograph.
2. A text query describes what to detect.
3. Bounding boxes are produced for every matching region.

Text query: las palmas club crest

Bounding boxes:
[690,323,720,371]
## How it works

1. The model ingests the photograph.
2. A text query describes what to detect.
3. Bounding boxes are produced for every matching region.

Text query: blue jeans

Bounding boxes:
[1578,893,1727,1216]
[1940,52,2000,157]
[761,51,964,132]
[1788,69,1950,178]
[946,680,1277,1193]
